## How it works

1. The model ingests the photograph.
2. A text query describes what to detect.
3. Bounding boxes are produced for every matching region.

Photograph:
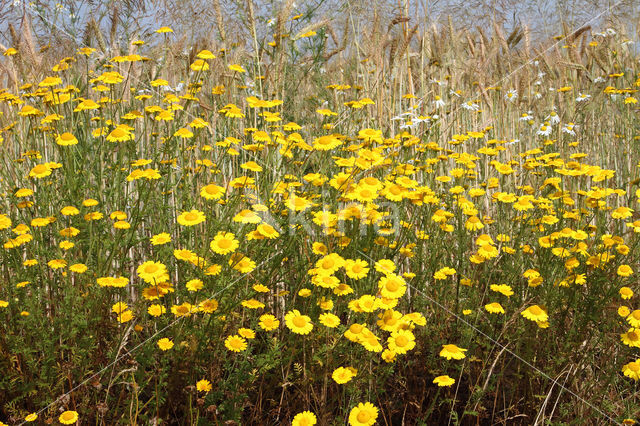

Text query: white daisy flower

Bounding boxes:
[576,93,591,102]
[461,101,479,111]
[519,112,533,121]
[537,122,553,137]
[562,123,576,136]
[545,110,560,125]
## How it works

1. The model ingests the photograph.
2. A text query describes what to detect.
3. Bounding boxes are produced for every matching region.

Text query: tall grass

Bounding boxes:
[1,2,640,424]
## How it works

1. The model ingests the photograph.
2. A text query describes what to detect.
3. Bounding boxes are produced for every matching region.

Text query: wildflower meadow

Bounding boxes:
[1,1,640,424]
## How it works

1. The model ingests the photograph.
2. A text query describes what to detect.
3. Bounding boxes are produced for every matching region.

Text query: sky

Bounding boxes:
[0,0,638,53]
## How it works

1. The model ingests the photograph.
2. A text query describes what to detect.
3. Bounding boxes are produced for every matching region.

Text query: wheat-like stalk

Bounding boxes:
[213,0,227,44]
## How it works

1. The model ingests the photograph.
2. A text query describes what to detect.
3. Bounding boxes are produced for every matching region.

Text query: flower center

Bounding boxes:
[184,212,198,221]
[218,238,232,249]
[395,335,408,347]
[145,264,159,274]
[322,259,335,270]
[357,411,371,422]
[293,316,307,328]
[350,324,363,334]
[386,280,400,292]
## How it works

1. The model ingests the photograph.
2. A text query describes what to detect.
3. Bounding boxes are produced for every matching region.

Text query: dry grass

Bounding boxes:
[0,2,640,424]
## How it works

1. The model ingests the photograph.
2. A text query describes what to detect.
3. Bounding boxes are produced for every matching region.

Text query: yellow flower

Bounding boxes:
[39,76,62,87]
[17,191,38,205]
[285,309,313,335]
[224,334,247,352]
[69,263,89,274]
[238,328,256,339]
[256,223,279,239]
[174,127,194,138]
[29,163,53,178]
[171,303,195,317]
[196,379,212,392]
[59,240,75,250]
[485,302,505,314]
[204,264,222,276]
[299,288,313,297]
[621,328,640,347]
[190,59,209,71]
[137,261,169,284]
[228,64,246,73]
[292,411,317,426]
[48,259,67,269]
[387,329,416,354]
[56,132,78,146]
[286,194,312,211]
[618,264,634,277]
[521,305,548,322]
[174,249,196,262]
[332,366,356,384]
[439,344,467,360]
[177,209,206,226]
[344,259,369,280]
[316,108,337,116]
[313,135,342,151]
[620,287,634,300]
[151,232,171,245]
[231,253,255,272]
[612,206,634,219]
[59,410,78,424]
[106,126,134,142]
[185,279,203,292]
[319,313,340,328]
[381,348,396,363]
[25,413,38,422]
[253,284,270,292]
[157,338,174,351]
[433,375,455,387]
[148,304,166,317]
[378,273,407,299]
[434,266,456,280]
[627,310,640,327]
[200,184,225,200]
[197,49,216,59]
[315,253,345,275]
[111,302,128,314]
[348,402,378,426]
[259,314,280,331]
[198,299,219,313]
[490,284,513,297]
[622,359,640,380]
[241,299,265,309]
[113,220,130,229]
[210,232,239,255]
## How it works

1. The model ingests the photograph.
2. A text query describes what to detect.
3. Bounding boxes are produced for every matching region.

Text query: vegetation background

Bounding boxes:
[2,0,640,425]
